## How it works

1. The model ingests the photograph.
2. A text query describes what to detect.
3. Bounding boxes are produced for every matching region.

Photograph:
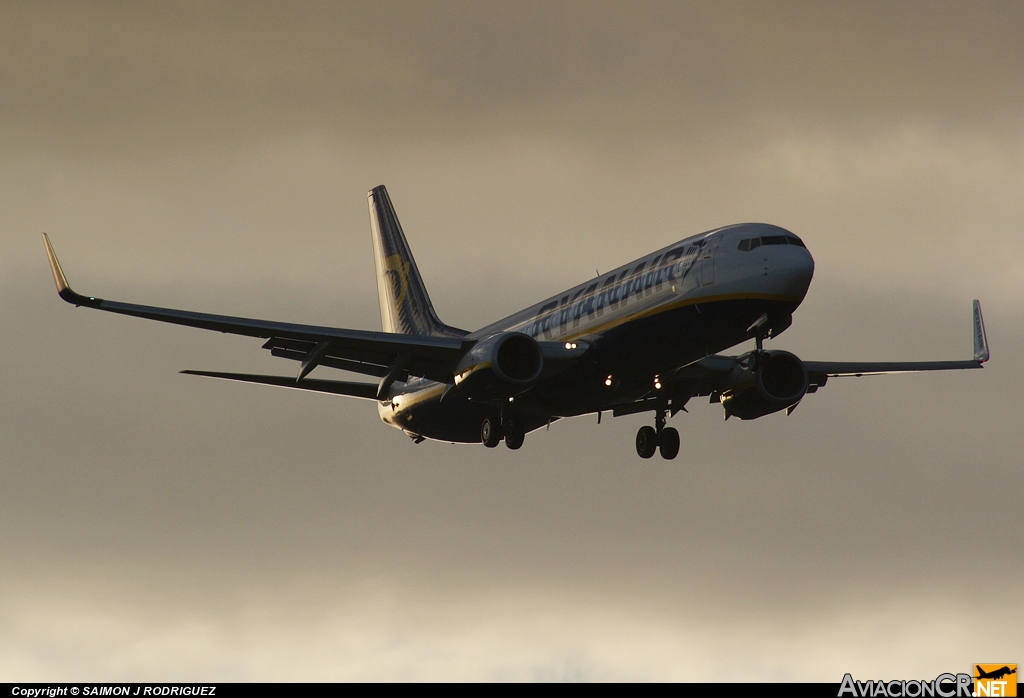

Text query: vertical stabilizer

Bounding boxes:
[368,185,466,337]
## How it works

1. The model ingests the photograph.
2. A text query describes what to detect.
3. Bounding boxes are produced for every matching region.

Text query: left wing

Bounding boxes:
[802,299,988,389]
[44,234,472,389]
[611,301,988,416]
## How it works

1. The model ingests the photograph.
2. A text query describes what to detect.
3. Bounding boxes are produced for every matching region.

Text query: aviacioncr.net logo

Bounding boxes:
[839,673,973,698]
[973,664,1017,697]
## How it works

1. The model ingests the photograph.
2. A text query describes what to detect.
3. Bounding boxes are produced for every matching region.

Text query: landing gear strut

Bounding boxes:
[635,409,679,460]
[748,311,771,371]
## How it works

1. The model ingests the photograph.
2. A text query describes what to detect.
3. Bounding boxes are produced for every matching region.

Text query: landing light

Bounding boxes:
[604,375,613,387]
[564,342,577,350]
[654,376,662,390]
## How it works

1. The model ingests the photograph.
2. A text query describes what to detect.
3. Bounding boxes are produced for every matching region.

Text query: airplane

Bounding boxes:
[975,666,1016,681]
[43,185,990,459]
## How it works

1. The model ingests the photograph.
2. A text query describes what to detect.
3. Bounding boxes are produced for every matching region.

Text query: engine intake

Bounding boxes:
[494,333,543,383]
[454,332,544,400]
[720,350,808,420]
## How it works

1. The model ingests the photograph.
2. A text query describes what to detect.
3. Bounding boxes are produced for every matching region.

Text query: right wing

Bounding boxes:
[44,234,472,387]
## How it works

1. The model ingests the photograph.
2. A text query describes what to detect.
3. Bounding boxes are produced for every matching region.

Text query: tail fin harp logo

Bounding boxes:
[974,664,1017,697]
[384,253,410,314]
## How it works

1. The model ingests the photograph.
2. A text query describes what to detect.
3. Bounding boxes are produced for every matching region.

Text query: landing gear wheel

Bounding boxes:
[481,416,502,448]
[504,417,525,450]
[636,426,658,459]
[658,427,680,460]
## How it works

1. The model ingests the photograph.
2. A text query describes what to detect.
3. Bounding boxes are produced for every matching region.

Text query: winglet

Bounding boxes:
[973,299,989,363]
[42,233,99,307]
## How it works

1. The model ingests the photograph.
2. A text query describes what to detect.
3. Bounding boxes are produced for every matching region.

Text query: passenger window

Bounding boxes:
[786,236,806,248]
[749,238,761,250]
[737,239,750,252]
[762,235,788,245]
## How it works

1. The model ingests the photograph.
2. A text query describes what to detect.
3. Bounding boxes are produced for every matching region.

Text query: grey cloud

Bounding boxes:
[1,1,1022,680]
[3,2,1024,158]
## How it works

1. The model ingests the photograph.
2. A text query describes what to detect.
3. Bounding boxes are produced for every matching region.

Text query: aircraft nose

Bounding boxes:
[771,248,815,298]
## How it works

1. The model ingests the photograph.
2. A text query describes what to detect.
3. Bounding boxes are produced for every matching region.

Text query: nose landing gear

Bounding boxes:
[658,426,680,460]
[635,425,658,458]
[635,410,679,460]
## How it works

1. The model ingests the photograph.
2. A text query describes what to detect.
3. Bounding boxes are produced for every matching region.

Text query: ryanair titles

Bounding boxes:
[522,239,708,340]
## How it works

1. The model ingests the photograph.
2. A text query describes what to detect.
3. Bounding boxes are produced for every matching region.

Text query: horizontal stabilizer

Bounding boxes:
[181,370,379,400]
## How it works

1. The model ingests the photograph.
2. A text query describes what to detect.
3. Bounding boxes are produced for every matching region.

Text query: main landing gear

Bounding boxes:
[635,410,679,460]
[481,415,501,448]
[480,414,525,450]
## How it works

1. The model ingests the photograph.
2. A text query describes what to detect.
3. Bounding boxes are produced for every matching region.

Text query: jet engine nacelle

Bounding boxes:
[454,332,544,400]
[720,350,808,420]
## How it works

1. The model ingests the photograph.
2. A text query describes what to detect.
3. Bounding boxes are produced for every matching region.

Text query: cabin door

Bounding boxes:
[701,236,720,286]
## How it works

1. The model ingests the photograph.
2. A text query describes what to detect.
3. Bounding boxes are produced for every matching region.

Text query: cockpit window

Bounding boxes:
[739,234,805,251]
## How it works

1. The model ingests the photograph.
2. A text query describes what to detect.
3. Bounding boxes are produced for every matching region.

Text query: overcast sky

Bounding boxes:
[1,1,1021,681]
